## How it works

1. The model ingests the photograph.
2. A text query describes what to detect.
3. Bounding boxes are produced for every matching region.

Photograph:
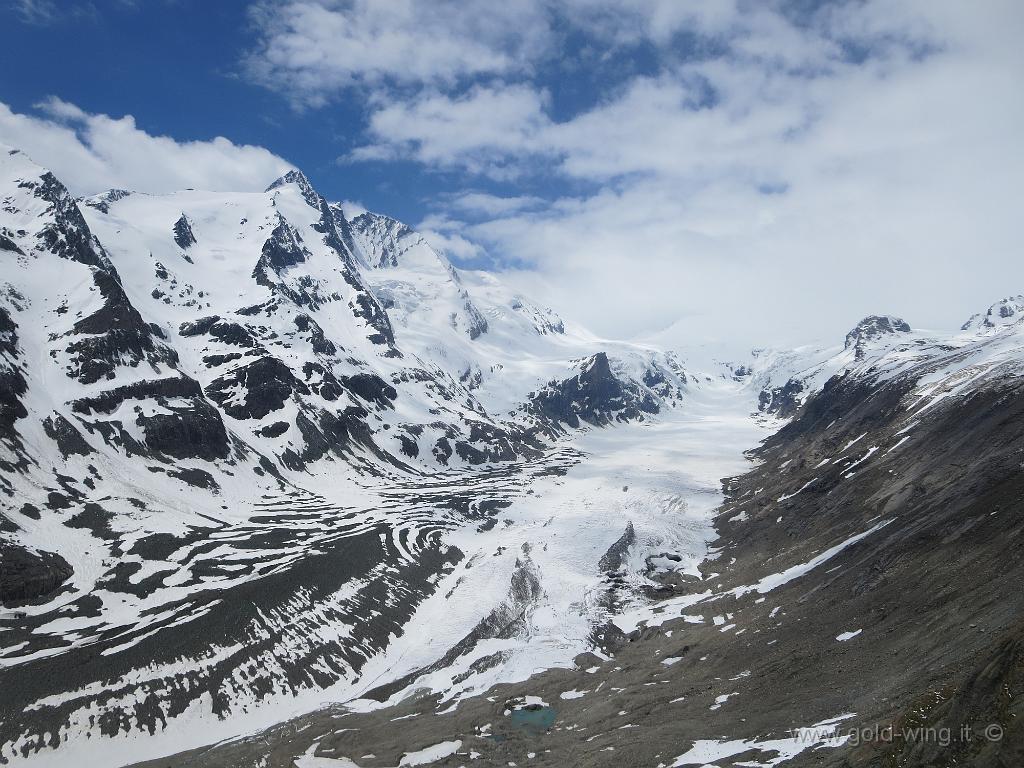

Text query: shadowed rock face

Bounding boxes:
[172,213,196,250]
[206,356,309,420]
[758,376,805,417]
[529,352,659,429]
[0,545,73,606]
[0,306,28,461]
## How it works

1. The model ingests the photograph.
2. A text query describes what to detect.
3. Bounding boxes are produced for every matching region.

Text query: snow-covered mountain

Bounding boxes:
[144,296,1024,768]
[0,144,687,764]
[2,142,1023,768]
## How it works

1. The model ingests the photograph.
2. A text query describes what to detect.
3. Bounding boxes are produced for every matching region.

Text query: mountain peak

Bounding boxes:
[265,169,320,208]
[844,315,911,360]
[844,315,911,348]
[960,295,1024,333]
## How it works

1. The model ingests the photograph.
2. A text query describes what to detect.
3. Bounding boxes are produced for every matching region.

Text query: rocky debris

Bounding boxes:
[134,333,1024,768]
[849,618,1024,768]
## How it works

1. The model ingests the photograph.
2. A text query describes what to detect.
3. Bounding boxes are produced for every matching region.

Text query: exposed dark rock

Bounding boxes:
[461,294,488,339]
[529,352,659,429]
[167,467,218,490]
[208,321,256,347]
[71,376,203,415]
[172,214,196,249]
[433,437,453,465]
[81,189,130,214]
[258,421,290,439]
[398,434,419,458]
[265,170,320,209]
[961,295,1024,331]
[18,503,40,520]
[352,292,396,347]
[64,503,115,540]
[42,414,94,458]
[293,314,336,355]
[598,521,636,572]
[340,373,397,408]
[179,315,221,337]
[0,232,23,254]
[256,214,310,275]
[206,357,308,420]
[845,314,912,359]
[202,352,242,368]
[0,307,28,459]
[0,544,72,606]
[758,377,805,417]
[66,268,174,385]
[137,399,230,461]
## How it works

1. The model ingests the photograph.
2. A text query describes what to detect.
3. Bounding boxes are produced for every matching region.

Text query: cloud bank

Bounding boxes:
[0,97,291,196]
[242,0,1024,347]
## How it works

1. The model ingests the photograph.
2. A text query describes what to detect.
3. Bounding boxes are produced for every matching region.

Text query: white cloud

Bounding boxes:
[245,0,554,107]
[416,213,488,264]
[405,1,1024,347]
[13,0,59,25]
[448,192,546,217]
[0,98,292,196]
[349,84,551,176]
[8,0,1020,352]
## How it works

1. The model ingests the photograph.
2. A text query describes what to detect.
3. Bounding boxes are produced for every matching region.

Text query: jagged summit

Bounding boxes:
[172,212,196,249]
[844,314,911,359]
[960,295,1024,333]
[80,188,132,214]
[265,168,320,208]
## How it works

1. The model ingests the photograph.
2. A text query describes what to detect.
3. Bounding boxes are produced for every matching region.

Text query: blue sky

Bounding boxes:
[1,0,1022,347]
[0,0,472,225]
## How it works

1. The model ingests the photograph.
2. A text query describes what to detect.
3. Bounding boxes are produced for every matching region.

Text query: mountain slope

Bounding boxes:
[0,146,688,766]
[125,302,1024,768]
